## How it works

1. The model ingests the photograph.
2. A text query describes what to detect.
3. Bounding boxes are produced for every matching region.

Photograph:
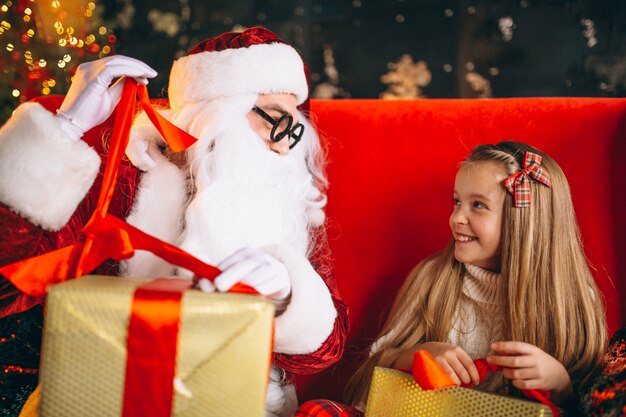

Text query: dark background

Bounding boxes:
[102,0,625,100]
[1,0,624,126]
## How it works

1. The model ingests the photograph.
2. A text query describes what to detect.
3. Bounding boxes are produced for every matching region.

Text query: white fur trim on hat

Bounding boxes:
[0,102,101,231]
[260,244,337,355]
[168,43,308,109]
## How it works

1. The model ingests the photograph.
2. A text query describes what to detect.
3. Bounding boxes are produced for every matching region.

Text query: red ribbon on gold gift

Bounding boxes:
[1,79,260,416]
[411,351,559,416]
[123,278,192,417]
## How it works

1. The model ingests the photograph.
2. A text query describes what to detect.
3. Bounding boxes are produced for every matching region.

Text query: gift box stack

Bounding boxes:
[38,275,274,417]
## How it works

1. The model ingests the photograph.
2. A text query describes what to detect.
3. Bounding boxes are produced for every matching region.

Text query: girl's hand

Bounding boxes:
[487,341,573,404]
[393,342,480,386]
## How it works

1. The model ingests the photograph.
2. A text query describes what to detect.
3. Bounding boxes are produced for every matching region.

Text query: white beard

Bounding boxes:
[122,95,326,416]
[175,95,317,268]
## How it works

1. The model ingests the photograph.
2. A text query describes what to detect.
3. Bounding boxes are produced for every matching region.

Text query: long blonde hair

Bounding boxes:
[345,141,607,406]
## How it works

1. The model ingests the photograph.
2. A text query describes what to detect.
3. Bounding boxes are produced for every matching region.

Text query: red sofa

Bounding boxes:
[297,98,626,403]
[29,96,625,405]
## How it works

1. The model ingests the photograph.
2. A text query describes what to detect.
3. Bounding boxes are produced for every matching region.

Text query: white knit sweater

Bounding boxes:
[447,263,504,392]
[448,263,502,358]
[370,264,506,392]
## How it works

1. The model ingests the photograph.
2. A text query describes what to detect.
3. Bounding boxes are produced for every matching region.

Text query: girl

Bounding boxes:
[342,141,607,412]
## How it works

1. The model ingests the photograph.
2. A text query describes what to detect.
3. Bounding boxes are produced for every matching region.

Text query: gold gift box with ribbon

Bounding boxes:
[39,275,274,417]
[365,367,552,417]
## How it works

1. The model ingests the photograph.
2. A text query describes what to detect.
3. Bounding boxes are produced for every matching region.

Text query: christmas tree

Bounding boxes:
[0,0,116,124]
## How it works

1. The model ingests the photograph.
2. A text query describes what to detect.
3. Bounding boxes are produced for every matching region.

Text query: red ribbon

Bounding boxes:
[0,79,260,416]
[0,80,254,295]
[122,278,192,417]
[411,350,560,416]
[502,151,552,208]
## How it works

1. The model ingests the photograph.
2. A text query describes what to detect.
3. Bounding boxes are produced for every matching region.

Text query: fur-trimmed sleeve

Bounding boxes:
[0,100,141,317]
[269,243,349,375]
[0,102,101,231]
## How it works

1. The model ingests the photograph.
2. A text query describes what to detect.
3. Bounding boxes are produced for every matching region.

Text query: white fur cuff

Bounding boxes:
[261,244,337,355]
[0,103,101,231]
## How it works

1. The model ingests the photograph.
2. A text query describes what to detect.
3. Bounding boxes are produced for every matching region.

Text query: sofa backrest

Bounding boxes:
[296,98,626,402]
[32,95,625,403]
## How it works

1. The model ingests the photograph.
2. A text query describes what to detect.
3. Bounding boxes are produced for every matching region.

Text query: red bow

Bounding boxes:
[503,151,552,208]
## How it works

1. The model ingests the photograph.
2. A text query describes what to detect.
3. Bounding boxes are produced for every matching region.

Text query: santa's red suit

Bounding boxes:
[0,27,348,417]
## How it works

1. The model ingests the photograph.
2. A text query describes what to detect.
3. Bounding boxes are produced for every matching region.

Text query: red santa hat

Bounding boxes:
[168,27,309,110]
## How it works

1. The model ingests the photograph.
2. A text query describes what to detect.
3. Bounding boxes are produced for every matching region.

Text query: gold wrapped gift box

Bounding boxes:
[39,275,274,417]
[365,367,552,417]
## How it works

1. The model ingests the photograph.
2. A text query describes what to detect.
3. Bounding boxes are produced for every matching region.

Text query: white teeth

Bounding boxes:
[456,235,477,242]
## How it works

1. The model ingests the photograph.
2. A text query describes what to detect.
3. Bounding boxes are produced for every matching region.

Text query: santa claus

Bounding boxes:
[0,27,348,417]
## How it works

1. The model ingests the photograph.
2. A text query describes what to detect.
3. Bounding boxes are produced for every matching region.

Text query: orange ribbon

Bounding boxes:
[411,351,559,416]
[0,79,268,417]
[0,79,254,295]
[411,348,456,389]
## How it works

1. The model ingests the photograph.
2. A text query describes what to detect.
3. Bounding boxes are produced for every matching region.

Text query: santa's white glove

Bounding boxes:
[206,248,292,310]
[55,55,157,141]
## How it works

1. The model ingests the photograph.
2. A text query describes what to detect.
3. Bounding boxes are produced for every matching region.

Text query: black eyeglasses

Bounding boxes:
[252,105,305,149]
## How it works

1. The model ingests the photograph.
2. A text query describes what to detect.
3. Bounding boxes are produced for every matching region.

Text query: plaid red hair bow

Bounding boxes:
[503,151,552,207]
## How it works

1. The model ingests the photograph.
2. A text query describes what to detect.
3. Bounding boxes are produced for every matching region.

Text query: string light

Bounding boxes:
[0,0,116,110]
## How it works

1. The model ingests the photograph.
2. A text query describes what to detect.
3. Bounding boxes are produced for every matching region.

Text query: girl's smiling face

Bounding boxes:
[449,161,508,271]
